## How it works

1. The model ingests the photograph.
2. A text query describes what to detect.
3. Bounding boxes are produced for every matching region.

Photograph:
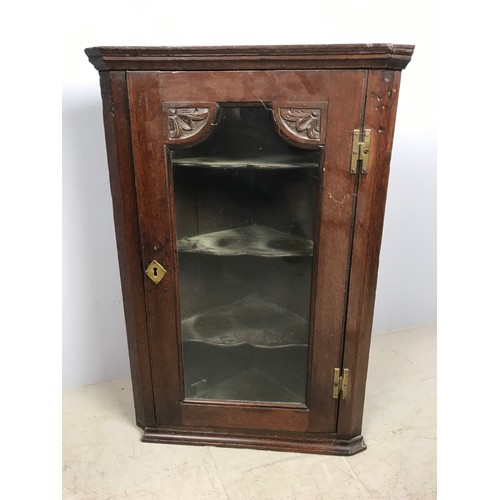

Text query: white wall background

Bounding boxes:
[63,0,436,388]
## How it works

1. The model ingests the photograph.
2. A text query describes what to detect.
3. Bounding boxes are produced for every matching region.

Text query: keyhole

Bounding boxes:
[153,267,158,277]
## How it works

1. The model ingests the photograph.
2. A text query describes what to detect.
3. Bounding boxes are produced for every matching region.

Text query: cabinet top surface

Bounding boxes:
[85,43,414,71]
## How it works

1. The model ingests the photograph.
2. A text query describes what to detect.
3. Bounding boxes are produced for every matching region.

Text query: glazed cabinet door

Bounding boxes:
[127,70,366,433]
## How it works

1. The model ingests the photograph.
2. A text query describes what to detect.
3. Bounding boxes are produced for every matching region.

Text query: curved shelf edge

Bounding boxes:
[177,224,313,258]
[181,293,310,348]
[182,338,308,349]
[172,156,319,169]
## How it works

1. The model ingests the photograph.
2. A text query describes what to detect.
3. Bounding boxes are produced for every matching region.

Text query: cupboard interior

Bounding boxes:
[170,106,321,405]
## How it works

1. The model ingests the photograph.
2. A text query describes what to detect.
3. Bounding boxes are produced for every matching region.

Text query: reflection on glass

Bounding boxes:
[171,106,320,405]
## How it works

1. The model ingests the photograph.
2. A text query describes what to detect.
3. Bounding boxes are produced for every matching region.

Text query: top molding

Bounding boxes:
[85,44,414,72]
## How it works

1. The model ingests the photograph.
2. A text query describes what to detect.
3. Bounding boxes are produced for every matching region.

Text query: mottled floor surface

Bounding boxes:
[63,325,436,499]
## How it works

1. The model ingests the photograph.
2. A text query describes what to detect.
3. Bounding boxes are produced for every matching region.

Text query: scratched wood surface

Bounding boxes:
[85,44,414,71]
[337,69,403,438]
[127,71,184,426]
[99,71,155,428]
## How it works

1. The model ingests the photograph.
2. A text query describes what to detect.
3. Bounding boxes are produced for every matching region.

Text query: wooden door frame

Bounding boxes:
[125,69,370,434]
[336,69,403,438]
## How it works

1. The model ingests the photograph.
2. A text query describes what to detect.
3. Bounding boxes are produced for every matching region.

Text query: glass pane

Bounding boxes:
[171,106,320,405]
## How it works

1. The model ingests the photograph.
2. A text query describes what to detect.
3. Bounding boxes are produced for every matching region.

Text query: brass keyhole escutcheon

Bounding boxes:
[145,260,166,284]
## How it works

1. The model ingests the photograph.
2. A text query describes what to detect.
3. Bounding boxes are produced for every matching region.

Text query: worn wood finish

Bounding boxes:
[181,402,309,432]
[306,70,366,432]
[158,70,330,103]
[141,69,345,433]
[87,44,413,455]
[127,72,183,426]
[99,71,155,428]
[336,69,403,438]
[85,44,414,71]
[142,426,366,456]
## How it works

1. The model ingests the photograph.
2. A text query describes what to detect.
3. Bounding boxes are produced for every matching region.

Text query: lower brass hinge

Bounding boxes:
[350,129,372,175]
[333,368,349,399]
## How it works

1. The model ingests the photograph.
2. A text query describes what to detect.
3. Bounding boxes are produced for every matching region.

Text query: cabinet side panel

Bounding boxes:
[337,70,402,437]
[99,71,155,427]
[307,70,366,432]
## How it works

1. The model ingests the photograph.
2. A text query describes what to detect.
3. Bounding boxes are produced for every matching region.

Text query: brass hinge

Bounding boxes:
[350,129,372,175]
[333,368,349,399]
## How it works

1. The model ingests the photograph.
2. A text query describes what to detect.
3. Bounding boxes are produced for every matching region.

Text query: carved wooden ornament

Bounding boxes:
[272,102,328,149]
[162,102,219,146]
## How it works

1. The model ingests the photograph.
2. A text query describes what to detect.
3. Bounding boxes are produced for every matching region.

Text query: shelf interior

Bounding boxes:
[172,106,317,405]
[177,224,313,257]
[183,342,308,404]
[188,366,303,403]
[181,293,309,348]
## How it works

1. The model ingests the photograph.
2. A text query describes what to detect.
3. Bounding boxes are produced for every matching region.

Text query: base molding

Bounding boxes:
[142,426,366,456]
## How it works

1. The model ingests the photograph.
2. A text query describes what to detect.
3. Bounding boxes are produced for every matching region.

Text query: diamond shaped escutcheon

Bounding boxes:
[145,260,167,284]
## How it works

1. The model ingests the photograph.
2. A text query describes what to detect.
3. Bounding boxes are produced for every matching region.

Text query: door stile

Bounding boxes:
[127,71,183,426]
[337,69,403,438]
[307,69,368,432]
[99,70,156,427]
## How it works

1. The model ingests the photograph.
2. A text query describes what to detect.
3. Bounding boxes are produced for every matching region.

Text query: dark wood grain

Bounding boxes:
[127,72,183,426]
[142,426,366,456]
[143,69,342,432]
[336,69,403,438]
[181,402,309,432]
[89,44,413,454]
[99,71,155,428]
[85,44,414,71]
[307,70,367,432]
[157,70,330,102]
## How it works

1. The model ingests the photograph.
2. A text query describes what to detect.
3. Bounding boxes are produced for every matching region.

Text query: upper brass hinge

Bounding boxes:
[350,129,372,175]
[333,368,349,399]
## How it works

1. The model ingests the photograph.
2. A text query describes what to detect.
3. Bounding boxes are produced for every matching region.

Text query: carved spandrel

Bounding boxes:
[166,107,210,139]
[162,103,218,146]
[279,109,322,141]
[272,102,328,149]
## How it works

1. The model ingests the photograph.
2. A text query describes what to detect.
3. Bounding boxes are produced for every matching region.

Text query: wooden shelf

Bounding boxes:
[181,293,309,348]
[177,224,313,257]
[173,155,317,170]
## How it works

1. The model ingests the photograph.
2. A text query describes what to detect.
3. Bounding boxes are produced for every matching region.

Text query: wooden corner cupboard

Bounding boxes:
[85,44,414,455]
